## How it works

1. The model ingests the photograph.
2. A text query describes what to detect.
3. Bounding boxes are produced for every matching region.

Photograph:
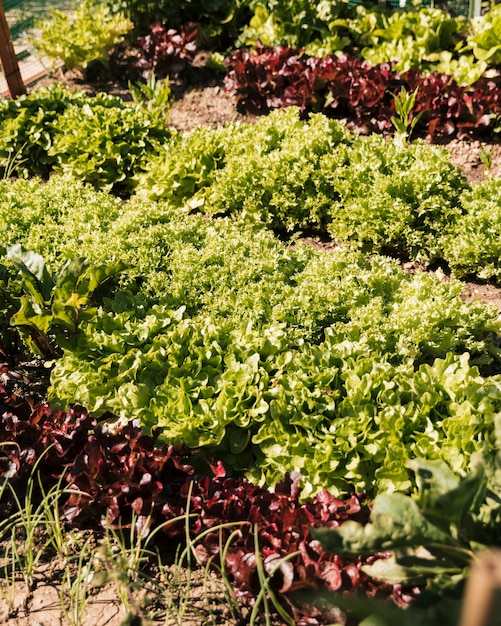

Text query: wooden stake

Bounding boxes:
[0,0,26,97]
[459,550,501,626]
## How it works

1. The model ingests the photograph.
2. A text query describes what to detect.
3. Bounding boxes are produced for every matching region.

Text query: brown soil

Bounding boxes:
[0,530,246,626]
[0,560,241,626]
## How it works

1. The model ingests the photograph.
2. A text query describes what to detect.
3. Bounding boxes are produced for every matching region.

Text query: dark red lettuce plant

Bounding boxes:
[405,70,501,138]
[135,21,198,77]
[0,405,418,624]
[224,44,501,140]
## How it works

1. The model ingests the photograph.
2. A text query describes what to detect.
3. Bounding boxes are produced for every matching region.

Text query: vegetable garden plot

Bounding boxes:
[2,169,501,499]
[1,2,501,621]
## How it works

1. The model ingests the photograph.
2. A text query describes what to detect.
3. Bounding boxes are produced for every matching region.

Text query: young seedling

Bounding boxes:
[128,71,172,121]
[249,524,297,626]
[479,146,494,175]
[59,535,94,626]
[95,508,201,623]
[97,514,157,617]
[0,532,18,615]
[0,454,53,589]
[37,469,76,560]
[390,86,423,147]
[1,142,27,180]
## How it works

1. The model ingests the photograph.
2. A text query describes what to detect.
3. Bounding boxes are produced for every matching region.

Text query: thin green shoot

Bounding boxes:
[151,542,192,626]
[143,482,245,624]
[185,526,243,624]
[0,451,56,588]
[176,490,244,598]
[97,508,193,620]
[59,534,94,626]
[98,520,149,613]
[2,142,27,180]
[249,523,298,626]
[479,146,494,174]
[390,87,423,146]
[216,527,244,614]
[128,72,171,120]
[0,532,18,615]
[36,467,81,560]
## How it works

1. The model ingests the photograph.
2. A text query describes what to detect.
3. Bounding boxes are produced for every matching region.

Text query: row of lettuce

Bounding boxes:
[235,3,501,81]
[29,1,501,143]
[4,191,498,623]
[2,172,501,499]
[2,46,501,626]
[2,92,501,498]
[222,45,501,140]
[1,403,495,626]
[1,87,501,279]
[33,1,501,86]
[2,183,501,620]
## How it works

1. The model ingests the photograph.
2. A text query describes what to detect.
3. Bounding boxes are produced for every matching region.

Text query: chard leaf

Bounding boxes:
[361,550,462,585]
[312,492,453,555]
[10,295,51,333]
[407,457,487,534]
[7,244,54,302]
[53,258,127,310]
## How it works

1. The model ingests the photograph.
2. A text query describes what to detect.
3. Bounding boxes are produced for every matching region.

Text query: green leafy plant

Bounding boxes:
[0,453,58,589]
[309,456,500,624]
[32,0,133,73]
[0,84,172,190]
[479,145,494,173]
[49,92,172,193]
[2,171,500,497]
[128,71,172,116]
[238,0,356,50]
[5,244,126,358]
[468,4,501,65]
[442,177,501,280]
[358,7,469,74]
[48,299,501,497]
[314,457,487,568]
[390,87,424,146]
[136,107,466,263]
[58,535,94,626]
[434,50,487,85]
[0,263,23,363]
[0,84,84,179]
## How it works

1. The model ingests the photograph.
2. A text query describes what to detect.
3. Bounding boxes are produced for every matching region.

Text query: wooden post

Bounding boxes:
[459,550,501,626]
[0,0,25,97]
[469,0,483,18]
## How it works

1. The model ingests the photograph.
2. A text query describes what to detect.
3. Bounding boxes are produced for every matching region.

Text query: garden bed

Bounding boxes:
[32,47,501,313]
[2,26,501,625]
